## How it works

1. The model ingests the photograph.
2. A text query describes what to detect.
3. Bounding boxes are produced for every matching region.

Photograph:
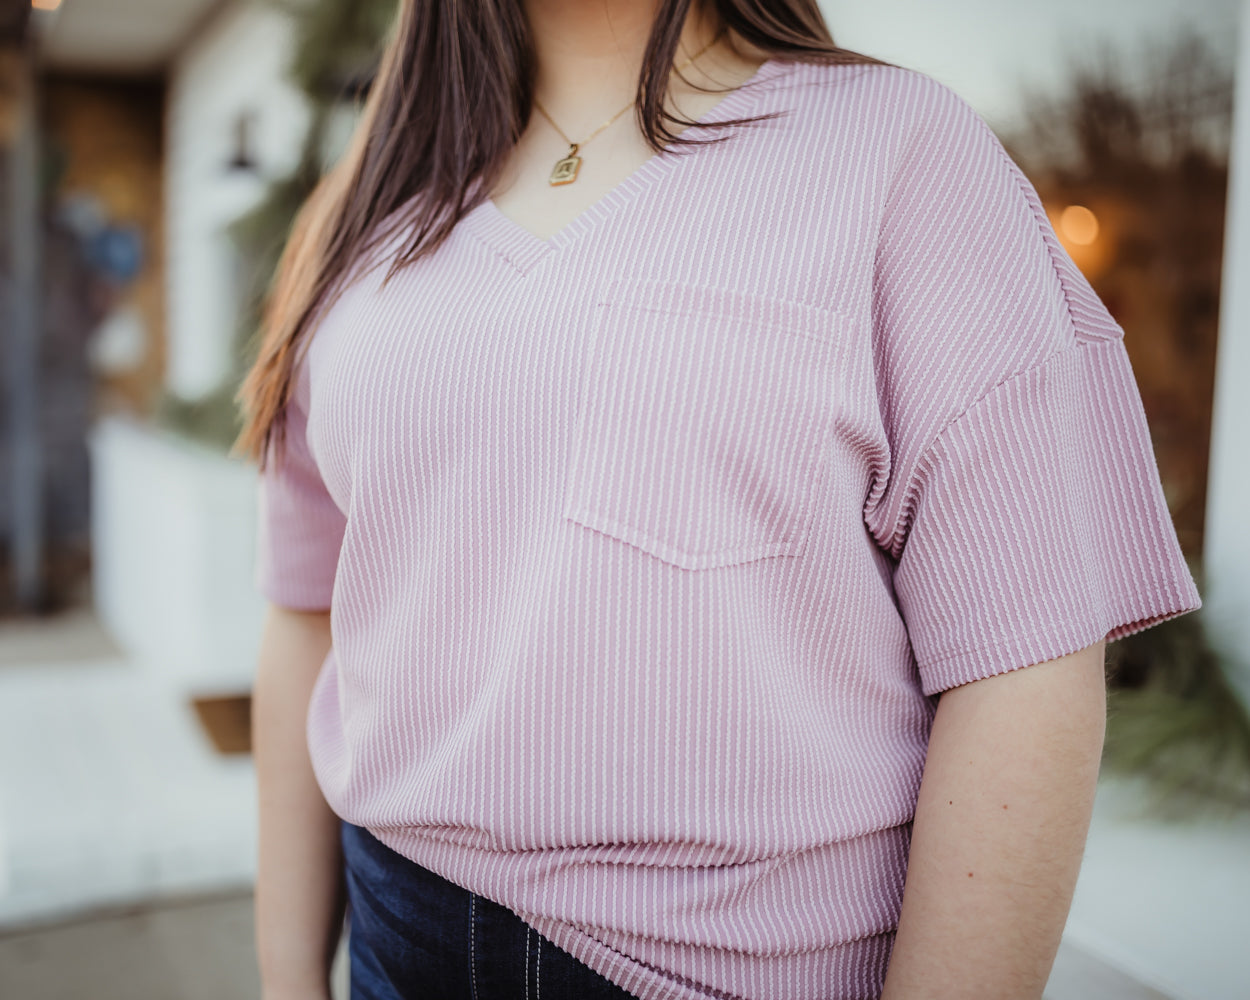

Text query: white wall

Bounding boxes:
[164,0,311,399]
[1204,0,1250,707]
[89,417,265,695]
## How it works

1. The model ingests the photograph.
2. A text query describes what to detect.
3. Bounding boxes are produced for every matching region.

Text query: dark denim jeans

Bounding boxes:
[340,819,638,999]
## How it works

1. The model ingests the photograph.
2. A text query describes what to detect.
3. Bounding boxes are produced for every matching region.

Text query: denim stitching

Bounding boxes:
[469,895,479,1000]
[536,937,542,1000]
[525,927,531,1000]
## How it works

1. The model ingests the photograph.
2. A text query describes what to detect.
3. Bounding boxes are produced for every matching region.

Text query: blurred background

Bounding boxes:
[0,0,1248,997]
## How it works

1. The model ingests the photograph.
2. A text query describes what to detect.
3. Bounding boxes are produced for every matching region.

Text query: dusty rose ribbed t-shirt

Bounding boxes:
[254,58,1202,1000]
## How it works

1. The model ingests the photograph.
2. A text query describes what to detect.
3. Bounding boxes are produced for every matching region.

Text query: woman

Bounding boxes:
[238,1,1202,998]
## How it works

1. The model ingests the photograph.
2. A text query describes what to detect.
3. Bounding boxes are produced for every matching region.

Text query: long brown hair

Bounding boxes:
[233,0,886,470]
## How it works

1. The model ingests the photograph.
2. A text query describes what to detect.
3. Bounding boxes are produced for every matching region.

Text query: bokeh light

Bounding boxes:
[1059,204,1101,246]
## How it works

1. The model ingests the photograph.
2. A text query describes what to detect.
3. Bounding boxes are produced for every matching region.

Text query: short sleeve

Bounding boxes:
[863,73,1202,696]
[253,356,347,612]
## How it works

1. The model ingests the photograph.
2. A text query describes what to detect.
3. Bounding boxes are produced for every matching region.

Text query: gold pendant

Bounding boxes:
[549,143,581,186]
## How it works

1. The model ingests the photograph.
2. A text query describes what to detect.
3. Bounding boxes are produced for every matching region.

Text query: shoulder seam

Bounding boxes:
[982,119,1123,349]
[916,118,1114,455]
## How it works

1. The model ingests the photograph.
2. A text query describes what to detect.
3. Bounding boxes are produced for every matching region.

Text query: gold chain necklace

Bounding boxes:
[532,29,725,187]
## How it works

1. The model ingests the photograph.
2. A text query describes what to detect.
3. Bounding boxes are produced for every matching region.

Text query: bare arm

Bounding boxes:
[253,603,346,1000]
[880,640,1107,999]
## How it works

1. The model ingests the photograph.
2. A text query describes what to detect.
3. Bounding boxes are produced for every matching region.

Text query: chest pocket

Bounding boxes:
[562,278,850,570]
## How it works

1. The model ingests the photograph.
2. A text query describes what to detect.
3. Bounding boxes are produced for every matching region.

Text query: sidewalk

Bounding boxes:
[0,653,256,928]
[1062,776,1250,1000]
[0,606,1245,998]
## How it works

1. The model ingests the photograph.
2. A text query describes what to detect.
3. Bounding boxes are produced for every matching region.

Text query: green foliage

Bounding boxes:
[225,169,326,382]
[1103,574,1250,818]
[1104,683,1250,820]
[282,0,396,100]
[152,381,248,453]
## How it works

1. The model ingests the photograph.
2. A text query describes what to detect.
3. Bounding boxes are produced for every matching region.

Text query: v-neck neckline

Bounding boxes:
[460,56,797,275]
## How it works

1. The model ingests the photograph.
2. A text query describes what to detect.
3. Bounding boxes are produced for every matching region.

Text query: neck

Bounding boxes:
[523,0,725,126]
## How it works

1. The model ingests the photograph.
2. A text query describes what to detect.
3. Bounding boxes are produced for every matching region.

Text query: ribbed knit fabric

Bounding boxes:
[254,58,1202,1000]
